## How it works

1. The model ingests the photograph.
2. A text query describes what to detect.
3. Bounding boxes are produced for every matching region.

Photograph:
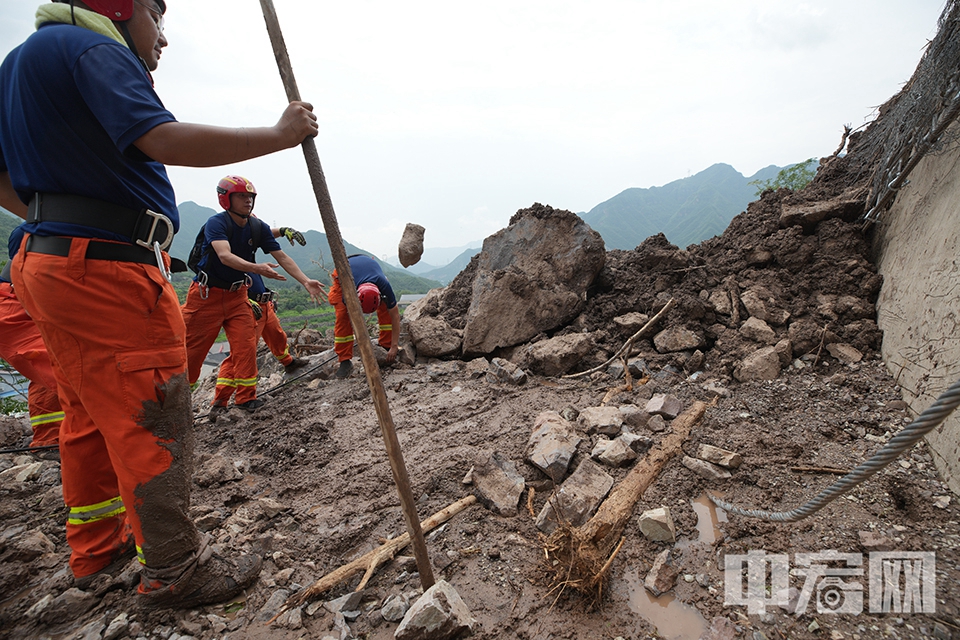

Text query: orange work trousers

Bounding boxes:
[182,282,258,406]
[260,301,293,366]
[328,274,392,362]
[0,282,62,446]
[12,236,199,582]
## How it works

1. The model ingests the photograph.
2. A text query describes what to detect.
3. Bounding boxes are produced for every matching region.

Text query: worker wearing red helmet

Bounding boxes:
[0,0,318,607]
[328,254,401,379]
[182,176,323,411]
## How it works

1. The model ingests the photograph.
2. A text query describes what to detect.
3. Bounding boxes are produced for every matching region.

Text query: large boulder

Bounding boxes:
[453,204,604,356]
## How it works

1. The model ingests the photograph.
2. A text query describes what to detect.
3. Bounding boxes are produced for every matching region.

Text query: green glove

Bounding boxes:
[280,227,306,246]
[248,299,263,321]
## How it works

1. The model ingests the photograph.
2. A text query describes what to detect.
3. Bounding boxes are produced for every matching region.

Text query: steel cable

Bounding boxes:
[709,375,960,522]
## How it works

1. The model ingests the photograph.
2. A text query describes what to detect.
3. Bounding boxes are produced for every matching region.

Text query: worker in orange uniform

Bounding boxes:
[182,176,324,411]
[247,272,310,374]
[0,227,62,447]
[328,254,401,379]
[0,0,319,606]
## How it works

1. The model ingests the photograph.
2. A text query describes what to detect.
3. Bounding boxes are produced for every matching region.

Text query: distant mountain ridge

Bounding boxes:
[580,163,780,250]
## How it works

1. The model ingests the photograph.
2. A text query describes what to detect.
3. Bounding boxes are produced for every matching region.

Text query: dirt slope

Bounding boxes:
[1,191,958,640]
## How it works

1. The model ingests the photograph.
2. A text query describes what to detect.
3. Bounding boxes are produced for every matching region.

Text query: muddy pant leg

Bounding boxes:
[13,242,200,576]
[221,290,258,404]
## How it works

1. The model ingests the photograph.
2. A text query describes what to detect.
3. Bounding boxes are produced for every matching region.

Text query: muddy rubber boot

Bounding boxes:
[334,360,353,379]
[284,357,309,374]
[74,540,137,590]
[236,399,264,412]
[142,551,262,609]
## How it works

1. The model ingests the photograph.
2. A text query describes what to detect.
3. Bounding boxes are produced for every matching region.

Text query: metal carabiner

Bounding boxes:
[136,209,174,252]
[197,271,210,300]
[153,241,173,283]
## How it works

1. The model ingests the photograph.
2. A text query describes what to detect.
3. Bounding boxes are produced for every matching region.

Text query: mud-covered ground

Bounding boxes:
[0,337,958,640]
[1,183,959,639]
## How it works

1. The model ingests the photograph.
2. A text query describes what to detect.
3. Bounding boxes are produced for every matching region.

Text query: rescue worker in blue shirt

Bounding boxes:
[181,175,323,411]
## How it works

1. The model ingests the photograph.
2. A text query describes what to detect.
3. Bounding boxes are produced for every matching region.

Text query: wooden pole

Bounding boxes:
[258,0,435,591]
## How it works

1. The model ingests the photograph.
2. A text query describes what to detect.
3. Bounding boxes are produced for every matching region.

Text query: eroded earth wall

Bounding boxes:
[874,123,960,495]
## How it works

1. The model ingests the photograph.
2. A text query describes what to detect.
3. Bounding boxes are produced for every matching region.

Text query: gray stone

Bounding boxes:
[709,289,732,316]
[324,590,364,614]
[618,405,649,429]
[275,606,304,630]
[739,316,776,344]
[682,456,733,481]
[472,451,525,516]
[734,346,782,382]
[194,455,241,487]
[644,549,678,596]
[0,461,43,484]
[12,530,55,561]
[591,437,637,467]
[398,223,425,268]
[645,394,682,419]
[257,589,291,621]
[195,512,224,532]
[774,338,793,366]
[653,326,704,353]
[381,594,410,622]
[696,444,742,469]
[646,414,668,432]
[511,332,595,376]
[701,381,731,398]
[638,507,676,542]
[613,312,650,333]
[407,316,463,358]
[685,349,704,373]
[451,205,605,355]
[578,406,623,436]
[526,411,582,483]
[858,530,895,552]
[395,580,478,640]
[486,358,527,385]
[536,459,614,534]
[618,431,653,455]
[826,342,863,364]
[38,588,97,624]
[259,497,288,519]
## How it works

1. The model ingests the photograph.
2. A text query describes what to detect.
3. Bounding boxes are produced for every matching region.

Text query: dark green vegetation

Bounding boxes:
[0,207,18,262]
[580,163,782,250]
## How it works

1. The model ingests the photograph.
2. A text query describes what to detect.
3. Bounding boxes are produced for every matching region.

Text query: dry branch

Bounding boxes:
[564,298,676,379]
[544,400,707,602]
[280,495,477,614]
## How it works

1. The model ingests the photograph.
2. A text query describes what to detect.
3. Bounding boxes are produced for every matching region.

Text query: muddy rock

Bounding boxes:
[696,444,742,469]
[439,204,605,355]
[638,506,676,542]
[398,222,426,268]
[653,326,704,353]
[578,406,623,436]
[194,455,241,487]
[644,548,678,597]
[645,393,682,419]
[510,332,596,376]
[395,580,477,640]
[733,346,782,382]
[536,458,613,534]
[406,315,463,358]
[472,451,525,516]
[486,357,527,385]
[591,436,637,467]
[827,342,863,364]
[526,411,582,483]
[682,455,733,481]
[739,316,777,344]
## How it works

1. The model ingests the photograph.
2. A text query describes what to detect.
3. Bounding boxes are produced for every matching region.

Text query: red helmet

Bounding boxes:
[63,0,166,21]
[216,175,257,211]
[357,282,381,314]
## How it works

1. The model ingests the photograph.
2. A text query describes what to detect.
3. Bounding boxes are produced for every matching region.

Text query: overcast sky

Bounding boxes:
[0,1,947,261]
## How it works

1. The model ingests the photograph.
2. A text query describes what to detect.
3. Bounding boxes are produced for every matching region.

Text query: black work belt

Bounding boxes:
[24,235,187,272]
[28,192,174,251]
[252,291,274,304]
[198,271,248,291]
